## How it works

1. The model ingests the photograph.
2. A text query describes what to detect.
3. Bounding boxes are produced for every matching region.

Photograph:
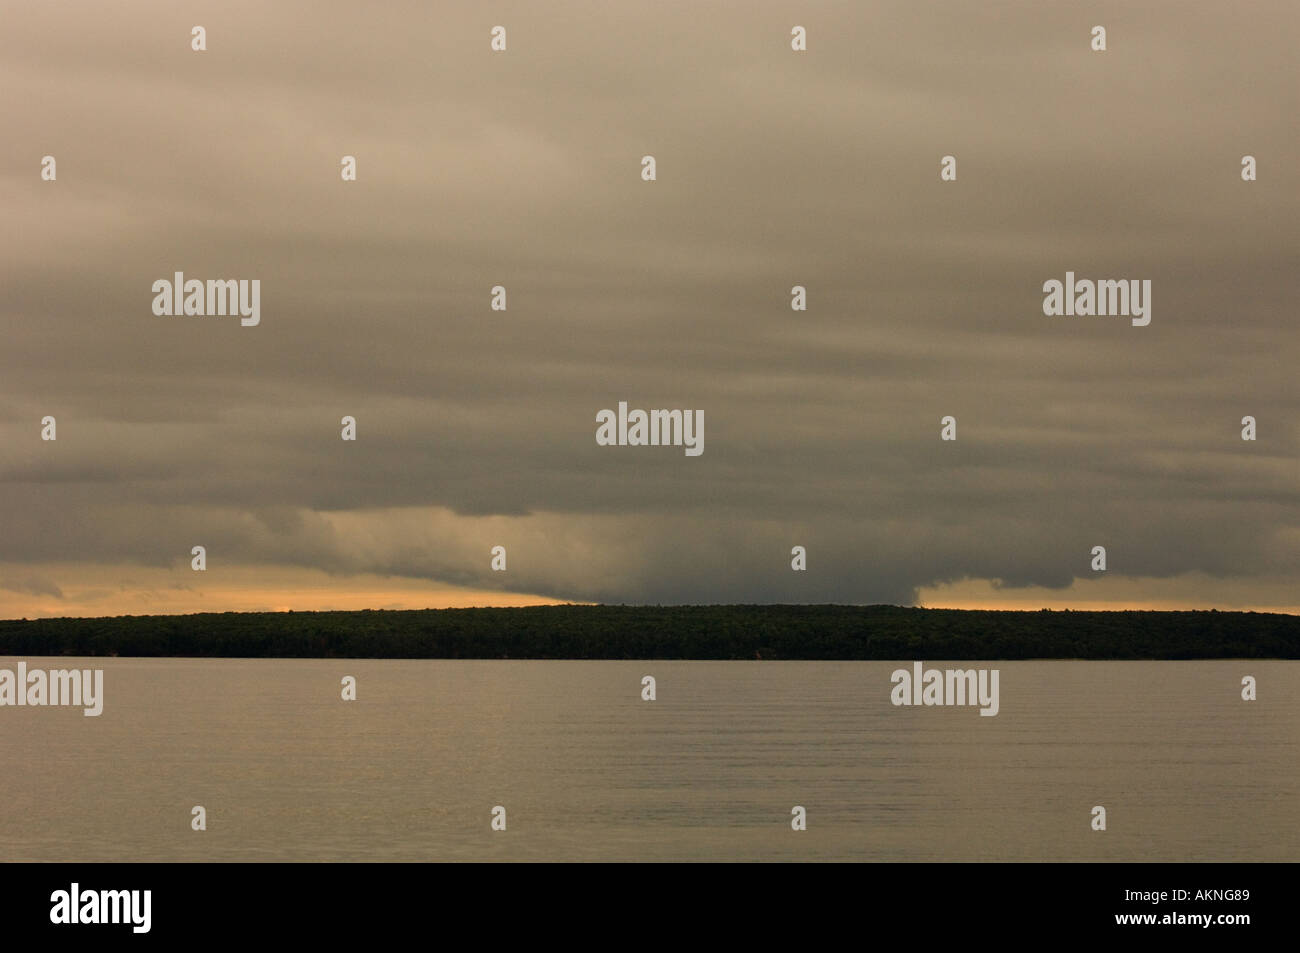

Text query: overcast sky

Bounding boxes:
[2,1,1297,617]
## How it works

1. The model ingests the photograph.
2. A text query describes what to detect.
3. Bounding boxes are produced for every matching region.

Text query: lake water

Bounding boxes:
[1,658,1295,861]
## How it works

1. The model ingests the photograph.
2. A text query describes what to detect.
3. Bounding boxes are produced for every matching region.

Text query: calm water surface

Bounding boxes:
[1,659,1295,861]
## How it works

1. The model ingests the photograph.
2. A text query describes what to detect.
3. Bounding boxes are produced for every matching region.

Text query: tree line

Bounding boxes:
[1,604,1296,659]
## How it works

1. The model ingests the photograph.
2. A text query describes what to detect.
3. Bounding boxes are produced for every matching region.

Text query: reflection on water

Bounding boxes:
[0,659,1295,861]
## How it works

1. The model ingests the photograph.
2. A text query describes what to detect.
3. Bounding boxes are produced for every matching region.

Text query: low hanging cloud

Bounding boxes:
[0,1,1296,614]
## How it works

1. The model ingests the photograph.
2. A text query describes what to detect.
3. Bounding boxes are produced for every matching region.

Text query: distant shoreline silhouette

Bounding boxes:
[2,605,1296,659]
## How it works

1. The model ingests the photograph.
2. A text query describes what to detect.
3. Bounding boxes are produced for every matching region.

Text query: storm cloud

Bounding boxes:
[1,1,1296,614]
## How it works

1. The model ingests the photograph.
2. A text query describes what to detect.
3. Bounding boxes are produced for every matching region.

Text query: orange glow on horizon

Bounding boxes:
[1,563,1296,619]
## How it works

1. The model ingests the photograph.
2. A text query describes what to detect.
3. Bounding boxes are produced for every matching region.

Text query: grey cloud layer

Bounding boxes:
[2,1,1296,606]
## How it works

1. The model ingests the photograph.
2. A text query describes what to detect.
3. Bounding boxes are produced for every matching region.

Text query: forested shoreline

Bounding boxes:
[1,604,1296,659]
